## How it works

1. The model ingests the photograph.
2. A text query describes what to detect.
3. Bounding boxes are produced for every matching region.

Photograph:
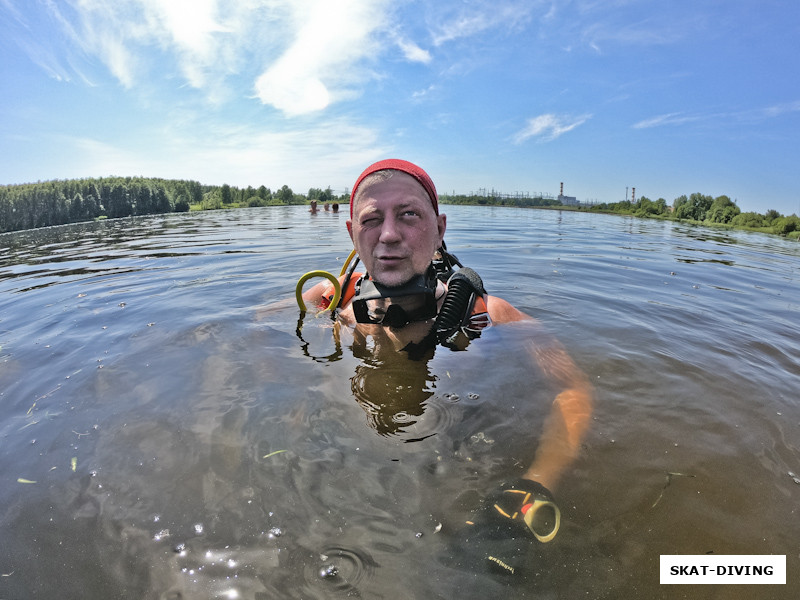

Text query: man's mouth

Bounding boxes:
[376,254,406,265]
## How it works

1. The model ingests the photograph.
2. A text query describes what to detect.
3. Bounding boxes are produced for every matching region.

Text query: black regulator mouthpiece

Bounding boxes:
[435,267,485,348]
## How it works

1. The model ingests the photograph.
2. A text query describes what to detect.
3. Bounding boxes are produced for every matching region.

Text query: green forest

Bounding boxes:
[440,191,800,239]
[0,177,347,234]
[2,177,798,240]
[0,177,201,233]
[580,193,800,239]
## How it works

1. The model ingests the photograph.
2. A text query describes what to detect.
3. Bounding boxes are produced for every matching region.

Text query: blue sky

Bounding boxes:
[1,0,798,215]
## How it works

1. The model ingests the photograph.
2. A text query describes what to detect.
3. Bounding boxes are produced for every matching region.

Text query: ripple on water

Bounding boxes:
[303,545,377,597]
[356,392,464,442]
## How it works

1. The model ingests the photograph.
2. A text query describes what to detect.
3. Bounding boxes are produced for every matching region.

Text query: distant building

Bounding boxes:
[558,194,578,206]
[558,182,579,206]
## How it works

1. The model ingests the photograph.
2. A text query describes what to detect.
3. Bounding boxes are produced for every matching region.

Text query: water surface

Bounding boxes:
[1,206,798,599]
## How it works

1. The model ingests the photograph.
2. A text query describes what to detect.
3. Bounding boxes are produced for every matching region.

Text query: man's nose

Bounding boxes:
[378,216,402,243]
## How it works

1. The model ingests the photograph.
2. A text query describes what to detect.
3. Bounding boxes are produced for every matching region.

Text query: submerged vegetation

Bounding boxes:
[1,178,797,240]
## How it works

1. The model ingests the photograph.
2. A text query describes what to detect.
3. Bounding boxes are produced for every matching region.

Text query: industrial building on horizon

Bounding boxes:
[557,182,578,206]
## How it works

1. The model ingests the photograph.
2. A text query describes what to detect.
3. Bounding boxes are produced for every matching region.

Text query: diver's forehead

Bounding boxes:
[354,173,432,214]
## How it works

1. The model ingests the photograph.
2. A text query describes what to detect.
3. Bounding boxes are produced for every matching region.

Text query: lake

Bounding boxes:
[1,205,798,599]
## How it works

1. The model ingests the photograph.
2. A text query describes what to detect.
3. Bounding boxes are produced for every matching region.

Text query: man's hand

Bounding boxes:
[466,478,560,543]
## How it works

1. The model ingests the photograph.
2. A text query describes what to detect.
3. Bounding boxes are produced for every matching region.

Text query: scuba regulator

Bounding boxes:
[434,267,488,350]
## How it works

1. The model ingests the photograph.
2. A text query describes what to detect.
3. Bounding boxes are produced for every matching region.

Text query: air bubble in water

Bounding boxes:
[153,529,170,541]
[319,564,338,579]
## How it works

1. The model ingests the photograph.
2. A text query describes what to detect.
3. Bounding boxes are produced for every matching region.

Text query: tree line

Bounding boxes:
[438,190,799,238]
[198,184,344,210]
[439,192,562,208]
[0,177,203,233]
[0,177,350,234]
[581,193,800,238]
[2,177,797,240]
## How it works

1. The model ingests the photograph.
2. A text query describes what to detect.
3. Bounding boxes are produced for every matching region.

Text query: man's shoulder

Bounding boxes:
[485,295,535,324]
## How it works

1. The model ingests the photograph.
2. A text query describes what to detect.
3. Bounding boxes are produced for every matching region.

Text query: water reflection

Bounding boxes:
[295,313,343,363]
[675,257,736,266]
[681,227,740,245]
[349,329,437,438]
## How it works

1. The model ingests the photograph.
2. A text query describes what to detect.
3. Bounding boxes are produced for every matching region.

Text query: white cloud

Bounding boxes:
[513,113,591,143]
[396,37,432,64]
[143,0,228,54]
[35,0,553,117]
[43,0,389,112]
[253,0,388,115]
[411,85,437,101]
[139,0,233,88]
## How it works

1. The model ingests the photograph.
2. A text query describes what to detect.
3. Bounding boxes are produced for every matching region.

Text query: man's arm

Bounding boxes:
[487,295,594,492]
[521,340,593,491]
[300,279,331,307]
[254,276,340,322]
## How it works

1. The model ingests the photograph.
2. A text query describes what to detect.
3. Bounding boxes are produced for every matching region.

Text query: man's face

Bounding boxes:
[347,172,446,288]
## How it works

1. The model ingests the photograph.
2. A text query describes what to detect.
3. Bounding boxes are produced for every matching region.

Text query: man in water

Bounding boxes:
[302,158,593,570]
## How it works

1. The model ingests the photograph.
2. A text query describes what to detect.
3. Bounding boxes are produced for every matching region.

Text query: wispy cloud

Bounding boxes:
[633,101,800,129]
[581,18,688,54]
[755,101,800,119]
[632,112,703,129]
[43,0,233,90]
[429,1,535,46]
[28,0,561,117]
[0,0,19,16]
[571,0,705,54]
[4,0,84,84]
[37,0,391,113]
[513,113,592,143]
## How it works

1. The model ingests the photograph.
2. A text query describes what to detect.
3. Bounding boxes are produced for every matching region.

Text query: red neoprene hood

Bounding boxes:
[350,159,439,218]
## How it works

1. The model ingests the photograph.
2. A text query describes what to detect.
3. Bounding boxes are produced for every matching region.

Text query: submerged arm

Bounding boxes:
[522,339,594,491]
[487,296,595,492]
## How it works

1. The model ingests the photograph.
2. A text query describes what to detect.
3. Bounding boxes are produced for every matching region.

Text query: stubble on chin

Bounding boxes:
[370,272,411,289]
[368,263,417,289]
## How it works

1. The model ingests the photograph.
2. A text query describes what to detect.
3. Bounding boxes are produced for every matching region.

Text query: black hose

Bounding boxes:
[435,267,485,345]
